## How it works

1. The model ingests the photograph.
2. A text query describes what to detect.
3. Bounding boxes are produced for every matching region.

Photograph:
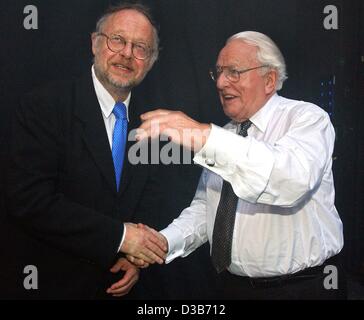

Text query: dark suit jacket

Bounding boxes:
[4,72,159,299]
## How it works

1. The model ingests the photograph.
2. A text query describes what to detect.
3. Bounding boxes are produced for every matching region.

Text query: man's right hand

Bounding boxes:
[120,223,167,265]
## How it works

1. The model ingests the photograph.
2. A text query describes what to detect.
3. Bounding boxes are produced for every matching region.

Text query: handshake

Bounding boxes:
[120,222,168,268]
[106,223,167,297]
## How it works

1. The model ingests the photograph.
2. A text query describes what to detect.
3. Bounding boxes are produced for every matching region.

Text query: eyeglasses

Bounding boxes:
[97,33,153,60]
[209,65,269,83]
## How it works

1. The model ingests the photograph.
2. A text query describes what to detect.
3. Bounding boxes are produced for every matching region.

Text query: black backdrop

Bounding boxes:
[0,0,363,299]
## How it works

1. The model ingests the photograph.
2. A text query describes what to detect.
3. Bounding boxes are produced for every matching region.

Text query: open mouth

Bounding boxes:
[112,63,133,72]
[222,94,238,102]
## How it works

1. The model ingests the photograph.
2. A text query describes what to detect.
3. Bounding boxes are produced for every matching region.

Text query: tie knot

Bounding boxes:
[238,120,252,137]
[113,102,127,120]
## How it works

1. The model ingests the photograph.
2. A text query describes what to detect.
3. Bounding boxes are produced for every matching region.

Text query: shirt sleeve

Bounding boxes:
[160,170,209,263]
[193,107,335,207]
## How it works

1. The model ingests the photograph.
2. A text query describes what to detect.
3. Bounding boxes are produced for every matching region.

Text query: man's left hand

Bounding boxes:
[106,257,140,297]
[136,109,211,152]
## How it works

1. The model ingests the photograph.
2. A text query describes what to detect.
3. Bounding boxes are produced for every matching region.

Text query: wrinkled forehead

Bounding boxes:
[102,9,154,40]
[217,39,258,67]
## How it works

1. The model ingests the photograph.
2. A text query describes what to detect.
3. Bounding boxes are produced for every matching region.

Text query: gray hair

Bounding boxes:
[95,2,159,65]
[228,31,288,90]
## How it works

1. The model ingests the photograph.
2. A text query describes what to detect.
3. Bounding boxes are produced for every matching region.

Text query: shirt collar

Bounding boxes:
[249,93,280,133]
[91,65,131,121]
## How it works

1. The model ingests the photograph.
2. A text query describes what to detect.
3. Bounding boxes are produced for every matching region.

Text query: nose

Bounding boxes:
[119,41,133,59]
[216,71,229,90]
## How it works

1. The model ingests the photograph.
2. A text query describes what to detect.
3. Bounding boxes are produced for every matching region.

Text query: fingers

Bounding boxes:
[110,258,124,273]
[138,223,168,251]
[138,225,167,263]
[121,223,167,265]
[136,116,168,141]
[136,110,210,152]
[133,240,165,264]
[107,259,139,297]
[138,251,161,264]
[137,109,170,139]
[137,109,178,141]
[140,109,171,121]
[142,225,167,252]
[131,232,166,264]
[107,273,137,296]
[126,254,149,268]
[143,241,166,264]
[138,223,166,240]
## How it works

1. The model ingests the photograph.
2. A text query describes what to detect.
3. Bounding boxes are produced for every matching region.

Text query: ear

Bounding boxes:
[146,56,156,72]
[264,69,277,95]
[91,32,98,56]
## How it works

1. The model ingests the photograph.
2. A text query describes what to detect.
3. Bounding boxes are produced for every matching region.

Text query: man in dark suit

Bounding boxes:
[4,2,166,299]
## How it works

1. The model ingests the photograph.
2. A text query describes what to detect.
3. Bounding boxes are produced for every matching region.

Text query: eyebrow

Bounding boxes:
[109,31,150,45]
[216,64,249,69]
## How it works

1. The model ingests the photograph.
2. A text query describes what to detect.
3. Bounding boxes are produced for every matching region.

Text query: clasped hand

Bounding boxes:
[107,223,166,297]
[120,222,168,267]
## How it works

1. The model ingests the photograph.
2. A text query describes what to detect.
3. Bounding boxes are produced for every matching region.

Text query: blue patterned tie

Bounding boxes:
[112,102,128,191]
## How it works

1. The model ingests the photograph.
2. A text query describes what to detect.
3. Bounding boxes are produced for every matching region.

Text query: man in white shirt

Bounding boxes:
[133,31,346,299]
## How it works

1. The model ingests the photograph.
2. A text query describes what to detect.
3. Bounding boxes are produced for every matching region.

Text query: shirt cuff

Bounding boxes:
[194,123,273,203]
[117,223,126,253]
[194,123,249,176]
[160,225,186,264]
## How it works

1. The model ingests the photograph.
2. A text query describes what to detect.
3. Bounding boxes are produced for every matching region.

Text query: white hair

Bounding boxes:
[228,31,288,90]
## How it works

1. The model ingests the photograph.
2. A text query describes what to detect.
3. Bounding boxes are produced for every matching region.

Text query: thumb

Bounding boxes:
[110,259,124,273]
[110,264,119,273]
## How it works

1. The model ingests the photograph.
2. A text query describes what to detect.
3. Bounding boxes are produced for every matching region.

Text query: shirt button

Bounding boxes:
[205,159,215,167]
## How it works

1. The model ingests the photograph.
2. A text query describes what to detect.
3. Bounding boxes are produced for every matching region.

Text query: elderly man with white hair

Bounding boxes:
[134,31,346,299]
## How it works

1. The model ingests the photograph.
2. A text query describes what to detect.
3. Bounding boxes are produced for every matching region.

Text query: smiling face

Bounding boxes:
[92,9,155,100]
[216,39,277,122]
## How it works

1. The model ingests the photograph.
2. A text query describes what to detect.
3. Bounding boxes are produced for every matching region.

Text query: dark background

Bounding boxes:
[0,0,363,299]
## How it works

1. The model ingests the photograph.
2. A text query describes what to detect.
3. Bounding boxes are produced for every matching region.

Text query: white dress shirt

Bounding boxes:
[91,65,131,251]
[91,66,131,146]
[161,93,344,278]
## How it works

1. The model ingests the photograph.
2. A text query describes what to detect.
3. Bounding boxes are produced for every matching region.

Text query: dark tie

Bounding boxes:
[112,102,128,191]
[211,120,252,273]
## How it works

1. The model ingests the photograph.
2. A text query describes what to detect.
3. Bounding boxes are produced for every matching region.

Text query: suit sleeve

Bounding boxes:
[7,93,123,269]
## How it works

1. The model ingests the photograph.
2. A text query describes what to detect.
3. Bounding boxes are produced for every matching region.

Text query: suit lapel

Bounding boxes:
[74,74,116,193]
[73,73,150,196]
